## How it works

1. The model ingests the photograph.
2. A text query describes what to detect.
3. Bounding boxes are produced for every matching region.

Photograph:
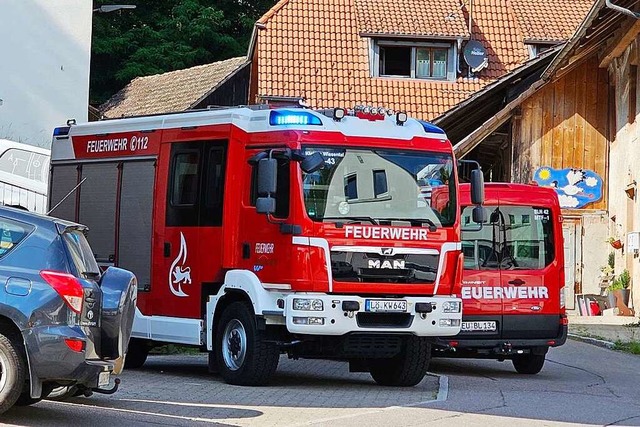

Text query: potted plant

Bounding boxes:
[608,237,623,249]
[608,269,631,308]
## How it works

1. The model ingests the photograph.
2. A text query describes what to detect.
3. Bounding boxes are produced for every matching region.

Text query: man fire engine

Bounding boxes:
[49,105,484,386]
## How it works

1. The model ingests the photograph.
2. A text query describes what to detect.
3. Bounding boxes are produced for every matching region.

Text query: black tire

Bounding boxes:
[512,353,545,374]
[215,301,279,386]
[369,337,431,387]
[0,333,26,414]
[124,338,150,369]
[15,384,54,406]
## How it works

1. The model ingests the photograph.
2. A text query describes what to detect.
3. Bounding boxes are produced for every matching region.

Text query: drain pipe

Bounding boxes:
[605,0,640,18]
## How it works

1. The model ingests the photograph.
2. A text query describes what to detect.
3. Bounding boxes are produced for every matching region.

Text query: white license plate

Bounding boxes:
[461,321,497,332]
[98,371,111,387]
[365,299,407,313]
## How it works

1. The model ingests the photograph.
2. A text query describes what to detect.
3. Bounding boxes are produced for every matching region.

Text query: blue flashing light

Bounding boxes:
[418,121,446,135]
[269,110,323,126]
[53,126,70,137]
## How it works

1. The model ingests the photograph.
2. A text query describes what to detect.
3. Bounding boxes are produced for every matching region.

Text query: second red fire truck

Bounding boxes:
[49,105,484,386]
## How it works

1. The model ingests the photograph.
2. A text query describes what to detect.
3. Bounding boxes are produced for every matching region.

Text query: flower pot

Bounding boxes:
[610,240,623,249]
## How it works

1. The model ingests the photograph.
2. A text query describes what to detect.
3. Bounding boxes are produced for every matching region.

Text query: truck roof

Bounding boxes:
[460,182,560,208]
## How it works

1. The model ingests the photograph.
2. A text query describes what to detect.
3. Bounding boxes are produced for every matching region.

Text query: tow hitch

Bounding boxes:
[92,378,121,395]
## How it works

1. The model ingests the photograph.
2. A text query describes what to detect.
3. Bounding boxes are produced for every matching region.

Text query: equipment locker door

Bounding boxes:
[562,221,579,310]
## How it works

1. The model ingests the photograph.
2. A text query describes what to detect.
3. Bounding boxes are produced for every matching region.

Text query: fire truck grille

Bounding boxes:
[356,313,414,328]
[331,252,439,284]
[341,335,404,358]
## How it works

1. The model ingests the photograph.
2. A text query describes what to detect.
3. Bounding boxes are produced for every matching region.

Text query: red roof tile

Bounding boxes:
[510,0,594,42]
[254,0,588,120]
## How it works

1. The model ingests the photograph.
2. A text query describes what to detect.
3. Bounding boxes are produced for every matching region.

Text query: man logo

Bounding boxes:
[368,259,406,269]
[381,248,394,255]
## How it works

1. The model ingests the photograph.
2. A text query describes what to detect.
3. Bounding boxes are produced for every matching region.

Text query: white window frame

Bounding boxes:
[370,39,457,81]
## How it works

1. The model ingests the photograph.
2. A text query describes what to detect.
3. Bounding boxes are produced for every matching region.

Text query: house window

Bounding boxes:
[526,43,556,59]
[374,40,456,81]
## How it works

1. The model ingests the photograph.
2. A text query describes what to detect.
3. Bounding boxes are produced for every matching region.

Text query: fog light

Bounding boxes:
[442,301,461,313]
[293,298,324,311]
[439,318,461,327]
[292,316,325,325]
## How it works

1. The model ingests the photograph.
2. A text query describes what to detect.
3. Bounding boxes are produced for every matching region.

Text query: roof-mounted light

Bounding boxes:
[419,120,446,135]
[396,111,408,126]
[269,110,323,126]
[333,108,346,121]
[53,126,70,137]
[354,105,386,121]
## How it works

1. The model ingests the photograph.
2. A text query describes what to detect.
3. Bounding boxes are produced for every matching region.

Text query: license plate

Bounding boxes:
[98,371,111,387]
[461,321,497,332]
[365,299,407,313]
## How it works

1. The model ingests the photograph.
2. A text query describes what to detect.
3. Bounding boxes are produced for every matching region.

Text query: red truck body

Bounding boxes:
[434,183,567,374]
[50,106,477,386]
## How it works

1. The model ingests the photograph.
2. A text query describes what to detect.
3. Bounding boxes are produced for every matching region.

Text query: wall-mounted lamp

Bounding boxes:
[625,180,637,199]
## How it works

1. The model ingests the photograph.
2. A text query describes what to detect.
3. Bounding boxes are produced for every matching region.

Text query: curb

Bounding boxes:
[568,333,615,349]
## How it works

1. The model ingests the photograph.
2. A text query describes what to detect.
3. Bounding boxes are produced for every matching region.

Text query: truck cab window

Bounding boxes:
[171,152,199,206]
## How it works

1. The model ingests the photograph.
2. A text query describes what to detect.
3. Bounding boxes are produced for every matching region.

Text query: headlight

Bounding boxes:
[293,298,324,311]
[442,301,461,313]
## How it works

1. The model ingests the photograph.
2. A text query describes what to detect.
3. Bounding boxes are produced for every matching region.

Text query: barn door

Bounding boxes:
[562,220,581,310]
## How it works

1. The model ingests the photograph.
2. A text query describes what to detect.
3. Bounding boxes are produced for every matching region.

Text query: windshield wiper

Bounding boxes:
[377,218,438,232]
[320,216,379,225]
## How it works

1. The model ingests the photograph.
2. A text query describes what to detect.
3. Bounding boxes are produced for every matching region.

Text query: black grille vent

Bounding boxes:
[331,251,439,283]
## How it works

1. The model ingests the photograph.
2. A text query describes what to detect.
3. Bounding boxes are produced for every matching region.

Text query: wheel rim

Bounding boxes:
[0,352,8,392]
[222,319,247,371]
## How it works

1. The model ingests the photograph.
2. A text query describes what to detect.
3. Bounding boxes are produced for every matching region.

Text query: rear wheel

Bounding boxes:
[512,353,545,374]
[215,301,279,386]
[369,337,431,387]
[124,339,150,369]
[0,333,26,414]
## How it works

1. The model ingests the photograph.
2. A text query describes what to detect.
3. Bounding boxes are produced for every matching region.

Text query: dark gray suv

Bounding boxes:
[0,205,137,413]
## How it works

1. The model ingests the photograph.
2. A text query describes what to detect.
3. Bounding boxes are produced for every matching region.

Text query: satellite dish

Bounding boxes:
[463,40,488,73]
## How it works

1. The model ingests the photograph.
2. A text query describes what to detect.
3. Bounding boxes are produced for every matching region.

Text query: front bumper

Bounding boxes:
[23,325,116,390]
[284,294,462,336]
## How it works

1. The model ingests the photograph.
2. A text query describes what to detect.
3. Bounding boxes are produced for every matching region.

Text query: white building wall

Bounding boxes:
[0,1,91,148]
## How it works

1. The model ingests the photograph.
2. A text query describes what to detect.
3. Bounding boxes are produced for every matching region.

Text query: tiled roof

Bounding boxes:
[354,0,469,38]
[511,0,594,42]
[254,0,590,121]
[100,57,248,118]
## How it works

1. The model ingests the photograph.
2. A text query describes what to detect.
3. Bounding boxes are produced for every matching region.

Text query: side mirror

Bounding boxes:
[489,210,500,224]
[472,206,487,224]
[256,158,277,215]
[470,169,485,205]
[301,152,325,173]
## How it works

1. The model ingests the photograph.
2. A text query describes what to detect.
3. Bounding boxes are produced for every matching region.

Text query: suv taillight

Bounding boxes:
[40,270,84,313]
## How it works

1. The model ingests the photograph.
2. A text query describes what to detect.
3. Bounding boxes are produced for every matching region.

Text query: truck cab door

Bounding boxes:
[499,205,560,340]
[459,206,502,339]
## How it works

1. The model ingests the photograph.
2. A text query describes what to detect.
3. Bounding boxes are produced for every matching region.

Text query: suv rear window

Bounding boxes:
[62,230,100,278]
[0,218,33,258]
[462,205,554,270]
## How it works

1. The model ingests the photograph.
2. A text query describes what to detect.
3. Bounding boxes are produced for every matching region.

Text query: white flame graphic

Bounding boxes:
[169,232,190,297]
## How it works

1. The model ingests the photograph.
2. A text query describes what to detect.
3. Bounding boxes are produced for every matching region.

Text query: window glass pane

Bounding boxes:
[344,173,358,200]
[202,148,225,226]
[0,218,33,258]
[171,152,199,206]
[373,170,388,196]
[432,49,447,78]
[0,149,50,183]
[416,48,431,78]
[380,46,411,76]
[461,206,499,270]
[274,159,290,219]
[63,230,100,276]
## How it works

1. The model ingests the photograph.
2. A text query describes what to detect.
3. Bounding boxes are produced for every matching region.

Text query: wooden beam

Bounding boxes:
[599,19,640,67]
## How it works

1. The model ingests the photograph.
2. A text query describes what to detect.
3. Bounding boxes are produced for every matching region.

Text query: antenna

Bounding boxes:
[47,178,86,216]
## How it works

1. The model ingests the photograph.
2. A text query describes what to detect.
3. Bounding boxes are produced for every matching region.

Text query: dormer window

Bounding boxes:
[371,39,457,81]
[526,43,556,59]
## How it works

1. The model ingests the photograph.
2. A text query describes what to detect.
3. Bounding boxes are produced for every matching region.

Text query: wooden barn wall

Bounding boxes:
[194,65,250,109]
[512,57,609,211]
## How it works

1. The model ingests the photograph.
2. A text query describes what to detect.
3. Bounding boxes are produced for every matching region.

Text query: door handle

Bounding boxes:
[164,242,171,258]
[508,278,525,286]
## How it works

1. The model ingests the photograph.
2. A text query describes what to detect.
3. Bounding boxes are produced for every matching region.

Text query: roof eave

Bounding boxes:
[360,32,470,41]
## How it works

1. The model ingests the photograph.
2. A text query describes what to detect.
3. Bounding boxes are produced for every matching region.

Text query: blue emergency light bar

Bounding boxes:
[53,126,70,136]
[269,110,323,126]
[418,120,446,135]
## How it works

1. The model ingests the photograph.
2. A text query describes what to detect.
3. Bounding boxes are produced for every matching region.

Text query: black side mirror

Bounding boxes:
[489,210,500,224]
[472,206,487,224]
[470,169,485,205]
[256,158,277,215]
[301,152,325,173]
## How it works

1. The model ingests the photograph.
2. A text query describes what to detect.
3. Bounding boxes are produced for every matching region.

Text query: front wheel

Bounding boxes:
[215,301,279,386]
[369,337,431,387]
[0,333,26,414]
[124,339,150,369]
[512,353,545,374]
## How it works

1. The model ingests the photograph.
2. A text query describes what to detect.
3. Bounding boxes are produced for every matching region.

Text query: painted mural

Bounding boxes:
[533,167,603,209]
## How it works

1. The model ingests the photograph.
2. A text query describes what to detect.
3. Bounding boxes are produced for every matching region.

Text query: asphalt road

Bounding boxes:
[3,339,640,426]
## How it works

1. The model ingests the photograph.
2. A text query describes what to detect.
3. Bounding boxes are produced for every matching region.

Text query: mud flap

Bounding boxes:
[99,267,138,361]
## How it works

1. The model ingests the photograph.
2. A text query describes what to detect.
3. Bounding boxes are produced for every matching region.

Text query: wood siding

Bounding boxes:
[512,57,609,210]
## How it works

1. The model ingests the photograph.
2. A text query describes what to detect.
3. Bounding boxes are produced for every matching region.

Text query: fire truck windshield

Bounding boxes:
[302,147,456,228]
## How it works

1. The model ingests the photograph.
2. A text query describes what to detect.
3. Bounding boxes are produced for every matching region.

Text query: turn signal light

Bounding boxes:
[40,270,84,313]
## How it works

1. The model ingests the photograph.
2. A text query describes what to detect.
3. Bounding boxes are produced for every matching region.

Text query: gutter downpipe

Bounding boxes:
[605,0,640,18]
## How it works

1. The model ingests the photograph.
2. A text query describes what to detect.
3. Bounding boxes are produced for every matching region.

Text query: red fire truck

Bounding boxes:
[49,105,483,386]
[434,183,567,374]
